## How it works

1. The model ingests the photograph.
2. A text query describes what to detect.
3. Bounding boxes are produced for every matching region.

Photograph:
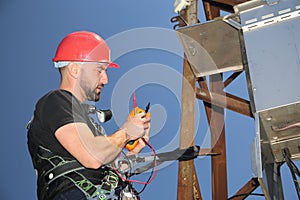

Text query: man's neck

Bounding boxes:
[59,83,86,103]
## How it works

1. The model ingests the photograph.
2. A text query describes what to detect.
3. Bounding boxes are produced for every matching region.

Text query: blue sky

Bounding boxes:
[0,0,298,199]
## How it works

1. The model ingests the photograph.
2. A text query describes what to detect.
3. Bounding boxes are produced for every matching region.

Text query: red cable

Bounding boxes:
[112,139,158,185]
[133,91,137,108]
[114,92,157,184]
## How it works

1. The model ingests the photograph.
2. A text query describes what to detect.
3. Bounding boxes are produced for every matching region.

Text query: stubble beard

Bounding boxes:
[80,79,100,102]
[87,88,100,102]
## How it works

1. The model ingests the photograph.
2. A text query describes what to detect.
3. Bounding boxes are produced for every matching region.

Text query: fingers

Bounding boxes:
[136,112,151,131]
[122,107,151,142]
[133,112,151,125]
[135,112,146,119]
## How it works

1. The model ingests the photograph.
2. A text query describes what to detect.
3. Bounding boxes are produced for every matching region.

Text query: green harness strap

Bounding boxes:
[37,145,119,199]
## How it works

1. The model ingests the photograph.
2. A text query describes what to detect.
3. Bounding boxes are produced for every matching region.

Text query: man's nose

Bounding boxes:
[100,71,108,84]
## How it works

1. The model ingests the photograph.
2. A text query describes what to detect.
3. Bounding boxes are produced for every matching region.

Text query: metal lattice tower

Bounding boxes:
[174,0,300,199]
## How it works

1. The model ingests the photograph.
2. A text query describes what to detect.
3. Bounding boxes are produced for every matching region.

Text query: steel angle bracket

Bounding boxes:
[176,19,244,77]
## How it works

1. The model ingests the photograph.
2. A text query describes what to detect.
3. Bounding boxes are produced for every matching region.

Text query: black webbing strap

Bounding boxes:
[37,146,98,197]
[44,160,85,183]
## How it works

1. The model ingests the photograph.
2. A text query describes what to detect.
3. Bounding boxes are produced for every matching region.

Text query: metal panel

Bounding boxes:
[176,19,244,77]
[251,113,263,178]
[240,0,300,164]
[259,102,300,162]
[240,0,300,112]
[238,1,300,198]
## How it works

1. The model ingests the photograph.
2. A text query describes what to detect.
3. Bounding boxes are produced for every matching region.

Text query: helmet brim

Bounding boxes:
[108,62,120,68]
[53,61,120,69]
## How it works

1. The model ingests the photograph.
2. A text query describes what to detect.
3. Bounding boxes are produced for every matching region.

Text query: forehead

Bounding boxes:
[82,62,108,69]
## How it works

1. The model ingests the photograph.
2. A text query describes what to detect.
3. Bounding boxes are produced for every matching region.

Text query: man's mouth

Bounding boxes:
[96,86,103,93]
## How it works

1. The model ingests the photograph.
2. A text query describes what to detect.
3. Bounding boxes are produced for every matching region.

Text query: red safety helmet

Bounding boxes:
[52,31,119,68]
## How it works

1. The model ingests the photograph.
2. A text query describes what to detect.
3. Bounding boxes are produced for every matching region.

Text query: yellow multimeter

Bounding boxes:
[125,102,150,151]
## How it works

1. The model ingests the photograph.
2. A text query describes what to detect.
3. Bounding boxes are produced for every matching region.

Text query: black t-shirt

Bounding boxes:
[27,89,106,198]
[28,89,91,159]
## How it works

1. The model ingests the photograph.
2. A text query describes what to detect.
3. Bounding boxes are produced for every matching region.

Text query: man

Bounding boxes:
[27,31,151,199]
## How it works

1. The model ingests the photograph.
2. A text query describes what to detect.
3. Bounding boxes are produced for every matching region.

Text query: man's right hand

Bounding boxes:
[121,109,151,141]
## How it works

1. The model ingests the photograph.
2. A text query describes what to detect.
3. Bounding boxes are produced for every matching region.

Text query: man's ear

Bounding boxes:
[67,62,80,79]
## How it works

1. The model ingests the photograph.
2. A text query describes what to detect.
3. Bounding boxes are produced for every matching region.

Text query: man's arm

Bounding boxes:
[55,112,150,169]
[55,122,127,169]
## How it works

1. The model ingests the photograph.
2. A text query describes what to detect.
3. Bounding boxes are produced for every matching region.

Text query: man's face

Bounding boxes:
[78,62,108,102]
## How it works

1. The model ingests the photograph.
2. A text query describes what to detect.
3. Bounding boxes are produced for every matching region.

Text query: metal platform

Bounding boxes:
[176,18,244,77]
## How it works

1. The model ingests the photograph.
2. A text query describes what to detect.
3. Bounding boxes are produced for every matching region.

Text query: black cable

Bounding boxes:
[283,148,300,199]
[136,139,157,195]
[121,150,133,179]
[177,14,189,26]
[136,171,152,195]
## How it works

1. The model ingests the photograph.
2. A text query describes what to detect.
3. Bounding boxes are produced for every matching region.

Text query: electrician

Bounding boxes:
[27,31,151,200]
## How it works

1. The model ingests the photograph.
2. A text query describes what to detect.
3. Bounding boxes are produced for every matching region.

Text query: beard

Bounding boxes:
[80,79,101,102]
[86,87,100,102]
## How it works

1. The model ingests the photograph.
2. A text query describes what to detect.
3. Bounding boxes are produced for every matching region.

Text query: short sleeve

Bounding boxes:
[41,90,87,134]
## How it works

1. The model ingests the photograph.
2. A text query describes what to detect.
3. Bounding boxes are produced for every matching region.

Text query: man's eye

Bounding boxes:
[97,68,106,74]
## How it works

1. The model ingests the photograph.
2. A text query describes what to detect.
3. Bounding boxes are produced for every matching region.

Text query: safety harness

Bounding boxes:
[37,145,122,200]
[28,103,128,199]
[35,104,121,199]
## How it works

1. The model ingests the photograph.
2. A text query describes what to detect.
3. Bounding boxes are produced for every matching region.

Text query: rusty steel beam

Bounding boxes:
[202,0,252,18]
[203,1,220,20]
[197,77,211,112]
[177,1,202,200]
[226,93,253,117]
[199,76,229,200]
[193,164,202,200]
[196,2,228,194]
[203,0,234,13]
[195,87,253,118]
[177,57,198,200]
[204,0,250,7]
[209,74,228,200]
[224,71,243,88]
[230,178,260,200]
